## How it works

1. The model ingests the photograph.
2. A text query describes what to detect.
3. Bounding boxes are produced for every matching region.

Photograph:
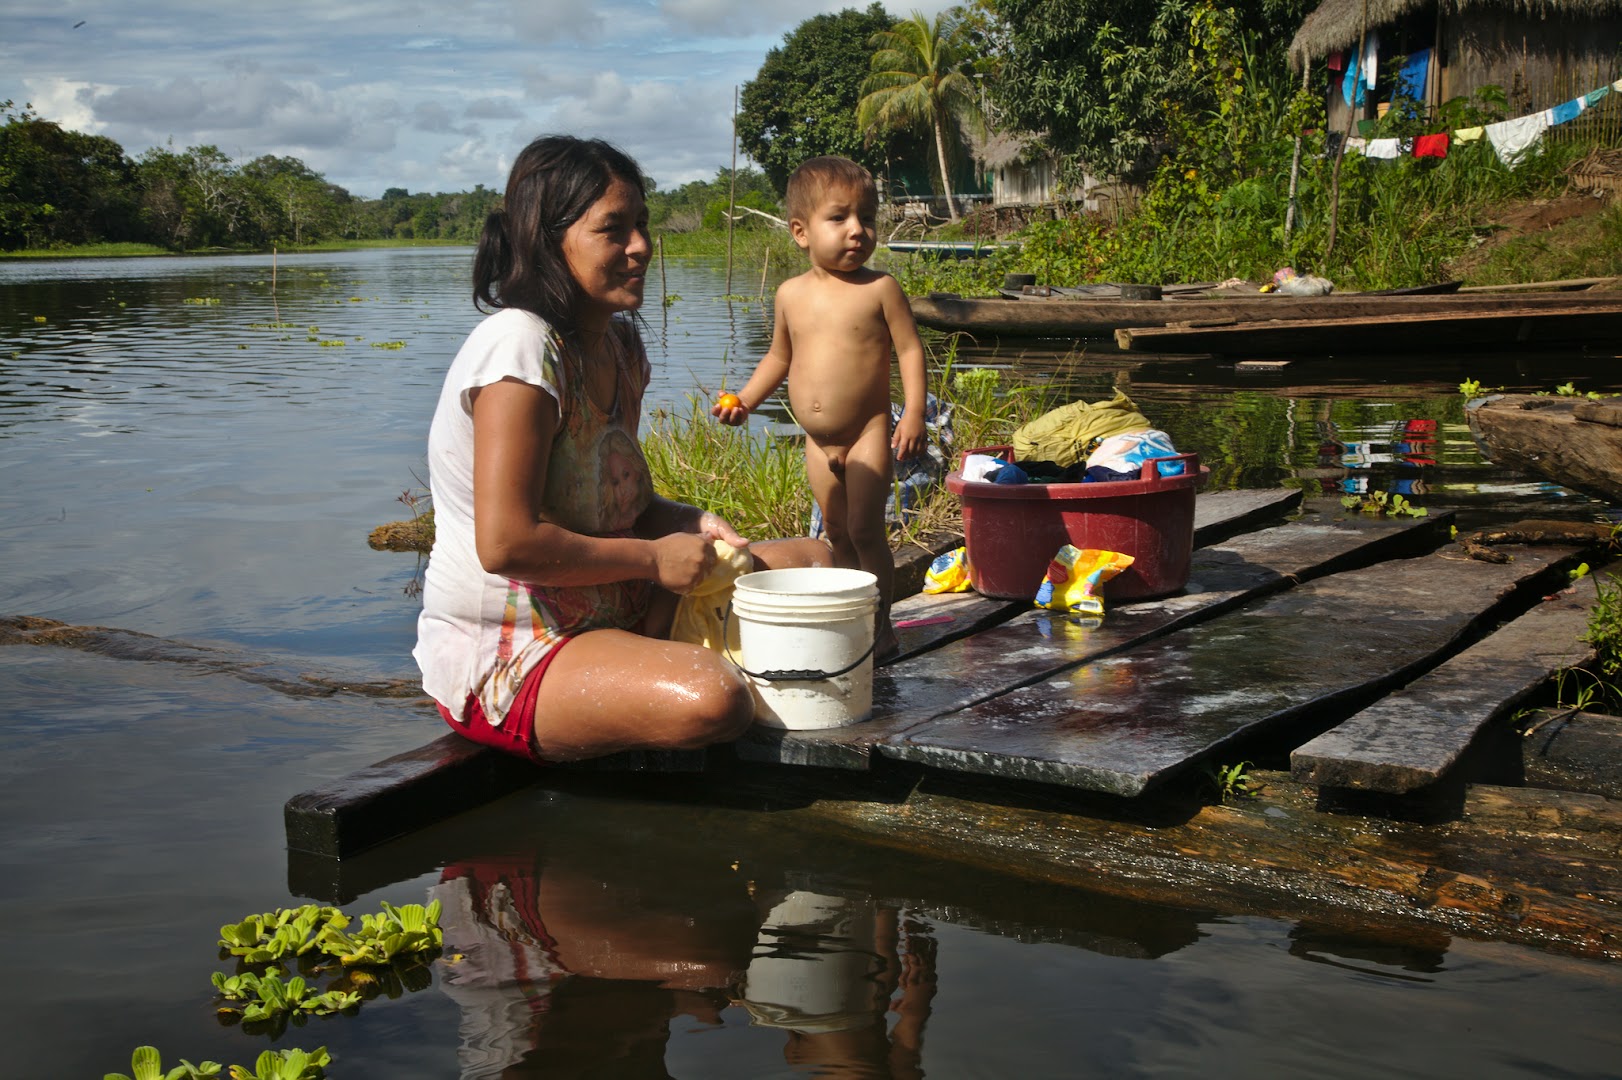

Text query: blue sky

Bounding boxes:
[2,0,951,198]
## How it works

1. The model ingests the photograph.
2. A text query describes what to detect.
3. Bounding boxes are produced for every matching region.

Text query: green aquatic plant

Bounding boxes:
[182,297,221,305]
[219,906,346,963]
[1341,490,1428,518]
[217,972,359,1024]
[226,1047,330,1080]
[370,340,406,349]
[105,1045,221,1080]
[1205,760,1260,803]
[313,900,443,966]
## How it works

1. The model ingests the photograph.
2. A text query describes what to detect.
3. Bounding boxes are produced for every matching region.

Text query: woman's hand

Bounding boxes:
[652,531,721,594]
[696,511,749,551]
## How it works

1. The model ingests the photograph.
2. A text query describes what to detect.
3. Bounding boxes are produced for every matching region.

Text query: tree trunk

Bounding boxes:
[933,115,960,223]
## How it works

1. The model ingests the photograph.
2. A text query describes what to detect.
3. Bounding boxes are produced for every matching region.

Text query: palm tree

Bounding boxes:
[857,11,983,223]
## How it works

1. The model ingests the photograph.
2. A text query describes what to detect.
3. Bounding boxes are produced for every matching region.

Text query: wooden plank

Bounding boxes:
[1290,572,1602,794]
[880,544,1583,797]
[735,507,1455,771]
[1115,304,1622,355]
[285,733,540,858]
[1467,394,1622,502]
[1521,709,1622,800]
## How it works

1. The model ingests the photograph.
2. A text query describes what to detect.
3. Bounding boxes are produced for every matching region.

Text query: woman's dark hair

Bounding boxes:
[473,135,647,331]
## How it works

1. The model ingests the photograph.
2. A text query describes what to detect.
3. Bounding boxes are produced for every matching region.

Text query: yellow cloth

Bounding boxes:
[1011,388,1153,468]
[670,539,753,653]
[1454,126,1484,142]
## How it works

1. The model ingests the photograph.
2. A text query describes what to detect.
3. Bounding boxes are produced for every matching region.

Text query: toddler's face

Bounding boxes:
[793,185,876,273]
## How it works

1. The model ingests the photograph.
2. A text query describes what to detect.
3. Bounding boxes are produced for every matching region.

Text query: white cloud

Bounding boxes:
[0,0,938,195]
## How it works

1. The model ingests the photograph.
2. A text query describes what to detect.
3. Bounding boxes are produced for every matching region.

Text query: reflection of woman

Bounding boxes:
[432,852,758,1078]
[414,135,827,764]
[432,855,937,1078]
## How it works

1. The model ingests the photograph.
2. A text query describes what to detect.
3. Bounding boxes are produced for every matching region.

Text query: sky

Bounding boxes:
[2,0,953,199]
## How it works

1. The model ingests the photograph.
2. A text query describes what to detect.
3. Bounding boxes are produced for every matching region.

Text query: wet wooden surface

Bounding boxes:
[883,543,1581,796]
[737,506,1452,771]
[1292,570,1603,794]
[1520,708,1622,800]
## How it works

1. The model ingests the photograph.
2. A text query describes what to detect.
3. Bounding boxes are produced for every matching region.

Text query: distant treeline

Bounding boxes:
[0,102,782,253]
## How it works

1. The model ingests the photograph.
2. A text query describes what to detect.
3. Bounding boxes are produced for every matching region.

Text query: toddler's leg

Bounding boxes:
[806,436,857,570]
[841,414,900,658]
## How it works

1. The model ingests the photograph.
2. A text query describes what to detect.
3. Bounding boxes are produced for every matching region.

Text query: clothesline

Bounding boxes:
[1343,76,1622,165]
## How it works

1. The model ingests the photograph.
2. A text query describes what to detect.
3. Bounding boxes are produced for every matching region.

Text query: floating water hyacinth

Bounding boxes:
[182,297,221,305]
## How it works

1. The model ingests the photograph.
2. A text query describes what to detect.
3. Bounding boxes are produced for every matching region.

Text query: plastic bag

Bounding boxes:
[922,546,973,594]
[1032,546,1134,615]
[1086,429,1185,478]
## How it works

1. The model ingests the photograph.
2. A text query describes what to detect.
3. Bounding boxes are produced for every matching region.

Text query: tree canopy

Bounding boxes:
[984,0,1315,179]
[736,4,901,195]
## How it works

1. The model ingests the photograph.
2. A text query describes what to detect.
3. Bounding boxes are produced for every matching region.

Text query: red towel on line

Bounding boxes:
[1413,133,1449,158]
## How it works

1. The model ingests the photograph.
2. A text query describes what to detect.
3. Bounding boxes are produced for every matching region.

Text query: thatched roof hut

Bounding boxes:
[1289,0,1622,128]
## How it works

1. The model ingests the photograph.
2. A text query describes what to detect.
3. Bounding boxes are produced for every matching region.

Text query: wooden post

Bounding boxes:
[1285,61,1309,242]
[658,235,668,329]
[758,247,769,300]
[725,85,738,297]
[1325,0,1371,265]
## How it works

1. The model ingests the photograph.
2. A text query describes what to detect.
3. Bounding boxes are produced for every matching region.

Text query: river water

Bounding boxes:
[2,247,1618,1078]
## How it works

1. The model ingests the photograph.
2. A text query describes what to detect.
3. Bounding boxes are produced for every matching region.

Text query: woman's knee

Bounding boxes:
[659,660,754,748]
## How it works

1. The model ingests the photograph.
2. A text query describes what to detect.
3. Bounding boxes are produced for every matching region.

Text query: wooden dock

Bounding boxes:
[284,492,1622,959]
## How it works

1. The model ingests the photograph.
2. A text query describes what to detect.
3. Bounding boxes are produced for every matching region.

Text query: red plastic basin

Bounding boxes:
[945,444,1207,601]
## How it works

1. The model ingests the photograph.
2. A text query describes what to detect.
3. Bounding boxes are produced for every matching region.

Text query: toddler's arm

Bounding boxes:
[881,275,929,460]
[713,294,791,426]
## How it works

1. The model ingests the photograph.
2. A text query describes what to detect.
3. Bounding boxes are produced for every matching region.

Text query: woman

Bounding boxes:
[414,135,828,763]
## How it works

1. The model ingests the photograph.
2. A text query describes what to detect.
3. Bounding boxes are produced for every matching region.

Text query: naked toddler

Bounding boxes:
[712,156,928,657]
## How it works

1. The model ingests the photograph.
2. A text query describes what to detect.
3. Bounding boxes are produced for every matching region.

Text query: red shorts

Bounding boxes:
[436,640,571,765]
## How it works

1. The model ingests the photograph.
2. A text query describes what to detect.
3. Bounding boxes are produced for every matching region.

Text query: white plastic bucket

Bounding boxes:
[730,567,879,729]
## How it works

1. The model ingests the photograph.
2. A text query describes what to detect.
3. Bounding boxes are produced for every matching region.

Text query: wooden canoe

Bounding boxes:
[911,289,1622,339]
[1114,302,1622,355]
[1467,393,1622,503]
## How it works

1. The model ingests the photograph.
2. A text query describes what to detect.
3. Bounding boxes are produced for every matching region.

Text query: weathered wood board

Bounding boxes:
[880,544,1583,797]
[1520,708,1622,800]
[736,509,1454,771]
[1290,571,1603,794]
[748,764,1622,960]
[285,733,539,858]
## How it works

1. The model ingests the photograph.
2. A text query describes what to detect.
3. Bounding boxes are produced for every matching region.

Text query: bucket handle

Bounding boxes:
[719,603,877,682]
[1138,451,1198,480]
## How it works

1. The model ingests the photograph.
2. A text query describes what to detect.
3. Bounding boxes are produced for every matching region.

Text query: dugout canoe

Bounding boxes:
[910,287,1622,340]
[1467,393,1622,503]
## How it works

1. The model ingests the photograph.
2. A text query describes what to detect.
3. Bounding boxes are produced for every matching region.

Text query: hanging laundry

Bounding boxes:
[1549,97,1586,125]
[1396,48,1431,102]
[1327,50,1344,72]
[1486,111,1551,165]
[1364,138,1404,159]
[1583,86,1610,108]
[1454,126,1484,142]
[1341,33,1379,107]
[1412,133,1450,158]
[1344,136,1368,154]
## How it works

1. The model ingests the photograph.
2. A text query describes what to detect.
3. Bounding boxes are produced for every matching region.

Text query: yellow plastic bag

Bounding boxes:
[922,546,973,593]
[1032,546,1134,615]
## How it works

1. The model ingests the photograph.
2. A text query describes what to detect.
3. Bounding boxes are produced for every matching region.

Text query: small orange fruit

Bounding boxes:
[717,392,743,411]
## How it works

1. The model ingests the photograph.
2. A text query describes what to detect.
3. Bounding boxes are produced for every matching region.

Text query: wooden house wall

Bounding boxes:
[1322,7,1622,131]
